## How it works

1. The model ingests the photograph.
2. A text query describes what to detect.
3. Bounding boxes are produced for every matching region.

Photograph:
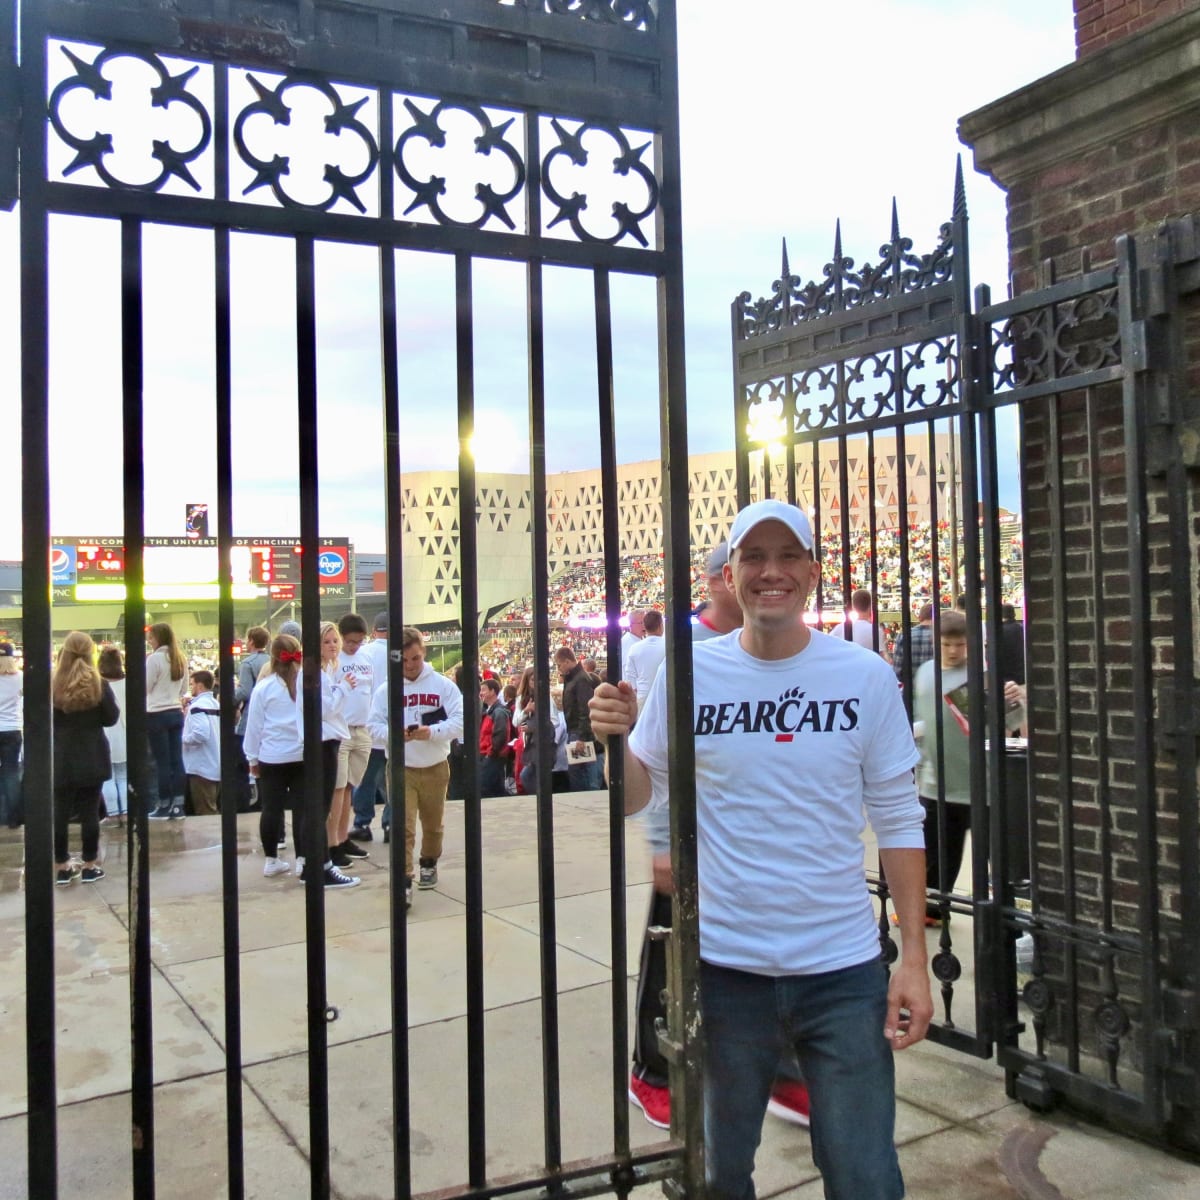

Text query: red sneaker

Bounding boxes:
[628,1073,670,1130]
[767,1079,811,1127]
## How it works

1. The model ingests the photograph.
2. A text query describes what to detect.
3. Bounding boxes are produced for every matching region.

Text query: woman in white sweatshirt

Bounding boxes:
[145,622,189,821]
[304,621,366,870]
[244,634,358,889]
[0,642,22,827]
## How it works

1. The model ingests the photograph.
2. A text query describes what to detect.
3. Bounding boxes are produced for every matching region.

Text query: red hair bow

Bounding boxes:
[279,650,303,663]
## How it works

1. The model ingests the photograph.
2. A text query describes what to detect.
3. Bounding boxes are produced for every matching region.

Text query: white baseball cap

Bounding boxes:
[728,499,815,552]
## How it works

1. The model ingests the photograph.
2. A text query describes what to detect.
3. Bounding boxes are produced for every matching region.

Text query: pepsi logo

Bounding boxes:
[50,548,69,572]
[317,551,346,578]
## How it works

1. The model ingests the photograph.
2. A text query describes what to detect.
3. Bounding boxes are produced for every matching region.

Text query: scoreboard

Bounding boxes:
[51,537,352,601]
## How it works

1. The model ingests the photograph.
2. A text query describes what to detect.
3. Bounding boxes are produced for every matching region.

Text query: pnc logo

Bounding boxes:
[317,551,346,578]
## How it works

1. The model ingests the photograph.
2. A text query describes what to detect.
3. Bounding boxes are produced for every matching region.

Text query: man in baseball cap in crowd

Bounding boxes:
[591,498,931,1200]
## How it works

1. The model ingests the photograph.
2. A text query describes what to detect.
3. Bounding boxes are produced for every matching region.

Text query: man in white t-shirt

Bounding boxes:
[838,587,888,659]
[622,608,665,714]
[620,609,646,664]
[590,499,931,1200]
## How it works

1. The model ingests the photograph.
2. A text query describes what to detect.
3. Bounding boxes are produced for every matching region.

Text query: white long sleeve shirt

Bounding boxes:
[295,665,352,743]
[243,675,303,765]
[336,649,374,726]
[181,690,221,781]
[145,647,188,713]
[366,663,463,768]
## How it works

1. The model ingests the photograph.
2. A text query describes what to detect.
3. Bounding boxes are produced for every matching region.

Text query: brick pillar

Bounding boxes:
[961,4,1200,1149]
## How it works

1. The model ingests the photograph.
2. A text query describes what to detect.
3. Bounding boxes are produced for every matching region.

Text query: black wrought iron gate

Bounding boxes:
[731,177,1200,1148]
[9,1,703,1197]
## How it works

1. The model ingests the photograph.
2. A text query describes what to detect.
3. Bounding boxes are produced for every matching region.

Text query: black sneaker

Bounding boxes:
[55,867,75,887]
[168,804,184,820]
[349,825,373,843]
[338,839,368,860]
[147,805,172,821]
[331,848,354,869]
[81,866,105,884]
[418,861,437,889]
[405,878,413,910]
[383,826,391,845]
[324,864,360,889]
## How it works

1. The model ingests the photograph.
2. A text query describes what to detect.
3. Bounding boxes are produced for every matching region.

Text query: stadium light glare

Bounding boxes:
[74,583,265,601]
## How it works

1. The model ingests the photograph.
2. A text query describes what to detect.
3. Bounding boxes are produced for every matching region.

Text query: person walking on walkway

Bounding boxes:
[367,626,463,910]
[0,642,23,828]
[244,634,359,889]
[145,622,189,821]
[97,645,127,824]
[52,631,119,885]
[590,499,931,1200]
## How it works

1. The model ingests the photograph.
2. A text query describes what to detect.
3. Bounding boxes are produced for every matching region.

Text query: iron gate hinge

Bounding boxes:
[649,924,685,1065]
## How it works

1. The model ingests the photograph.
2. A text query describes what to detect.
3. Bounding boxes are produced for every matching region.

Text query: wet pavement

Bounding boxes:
[1,796,1197,1199]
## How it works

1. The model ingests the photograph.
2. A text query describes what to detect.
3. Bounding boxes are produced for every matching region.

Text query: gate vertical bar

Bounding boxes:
[526,140,564,1171]
[120,216,156,1199]
[1116,234,1163,1122]
[527,111,563,1179]
[212,47,246,1193]
[213,219,247,1200]
[379,245,413,1200]
[19,0,57,1191]
[654,4,703,1194]
[295,233,331,1199]
[594,267,631,1170]
[455,250,487,1188]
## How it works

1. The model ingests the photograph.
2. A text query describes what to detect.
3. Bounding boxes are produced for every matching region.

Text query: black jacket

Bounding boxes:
[560,663,595,743]
[53,681,120,789]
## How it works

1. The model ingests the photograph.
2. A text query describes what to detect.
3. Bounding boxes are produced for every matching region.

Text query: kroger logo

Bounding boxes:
[317,551,346,578]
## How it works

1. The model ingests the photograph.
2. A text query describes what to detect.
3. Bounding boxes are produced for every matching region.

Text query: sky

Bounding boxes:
[0,1,1078,560]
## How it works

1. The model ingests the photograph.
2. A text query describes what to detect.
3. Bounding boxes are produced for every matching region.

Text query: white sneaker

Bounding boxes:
[263,857,291,877]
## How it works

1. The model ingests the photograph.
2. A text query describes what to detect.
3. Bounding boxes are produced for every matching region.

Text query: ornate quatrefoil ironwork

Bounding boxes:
[394,98,525,230]
[233,74,379,213]
[506,0,657,32]
[542,118,659,246]
[48,45,211,192]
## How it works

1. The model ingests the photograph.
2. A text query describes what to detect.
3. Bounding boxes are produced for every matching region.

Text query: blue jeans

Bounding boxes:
[352,747,388,829]
[146,708,185,808]
[479,756,506,798]
[701,957,902,1200]
[567,751,603,791]
[102,761,128,816]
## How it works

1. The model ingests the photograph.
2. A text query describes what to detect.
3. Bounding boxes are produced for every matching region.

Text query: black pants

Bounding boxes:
[258,761,306,859]
[55,784,101,864]
[921,796,972,903]
[0,729,22,825]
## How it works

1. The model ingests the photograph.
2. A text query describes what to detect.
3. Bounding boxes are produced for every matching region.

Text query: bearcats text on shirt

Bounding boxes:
[695,688,861,739]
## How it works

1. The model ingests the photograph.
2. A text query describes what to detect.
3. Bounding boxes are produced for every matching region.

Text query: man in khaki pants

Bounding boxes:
[367,627,464,910]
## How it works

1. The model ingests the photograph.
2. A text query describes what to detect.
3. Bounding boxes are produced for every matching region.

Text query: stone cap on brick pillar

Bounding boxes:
[958,5,1200,189]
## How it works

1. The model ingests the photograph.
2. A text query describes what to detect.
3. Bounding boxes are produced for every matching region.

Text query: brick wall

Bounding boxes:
[1075,0,1190,56]
[1007,118,1200,295]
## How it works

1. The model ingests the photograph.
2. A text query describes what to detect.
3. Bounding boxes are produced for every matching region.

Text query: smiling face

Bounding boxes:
[725,520,820,638]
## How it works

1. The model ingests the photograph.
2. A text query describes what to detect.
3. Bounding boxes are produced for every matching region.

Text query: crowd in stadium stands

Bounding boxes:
[481,519,1024,674]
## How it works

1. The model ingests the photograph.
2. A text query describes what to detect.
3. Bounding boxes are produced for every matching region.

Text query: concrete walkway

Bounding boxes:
[0,794,1197,1199]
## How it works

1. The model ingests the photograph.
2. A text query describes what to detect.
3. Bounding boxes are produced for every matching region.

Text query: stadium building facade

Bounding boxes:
[398,434,958,625]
